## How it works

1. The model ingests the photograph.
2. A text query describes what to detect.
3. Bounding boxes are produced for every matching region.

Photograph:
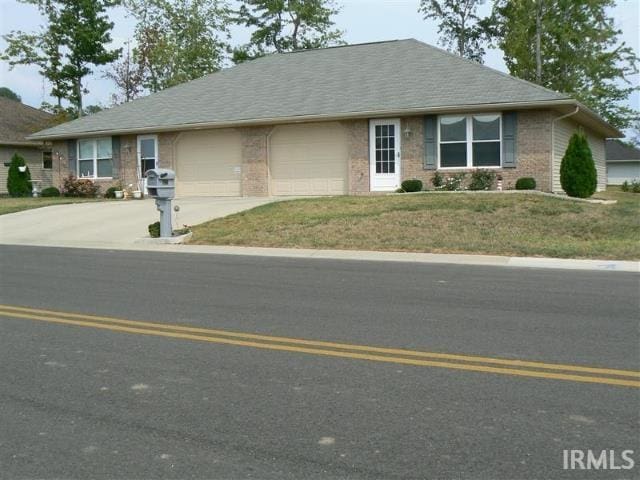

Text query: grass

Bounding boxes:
[191,189,640,260]
[0,196,106,216]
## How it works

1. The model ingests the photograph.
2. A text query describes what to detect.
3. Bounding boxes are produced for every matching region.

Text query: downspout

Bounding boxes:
[551,105,579,193]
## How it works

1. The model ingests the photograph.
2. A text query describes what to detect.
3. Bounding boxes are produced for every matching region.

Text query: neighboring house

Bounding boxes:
[0,97,56,194]
[605,140,640,185]
[29,39,620,197]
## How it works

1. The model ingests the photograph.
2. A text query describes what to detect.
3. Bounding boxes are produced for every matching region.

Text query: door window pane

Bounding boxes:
[473,115,500,141]
[142,158,156,176]
[440,143,467,168]
[440,116,466,142]
[79,140,93,159]
[97,158,113,177]
[97,138,112,158]
[472,142,501,166]
[140,138,156,159]
[78,159,94,177]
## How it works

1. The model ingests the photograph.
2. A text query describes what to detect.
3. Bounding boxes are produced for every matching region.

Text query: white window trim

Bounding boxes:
[437,113,502,170]
[77,138,113,179]
[137,134,159,177]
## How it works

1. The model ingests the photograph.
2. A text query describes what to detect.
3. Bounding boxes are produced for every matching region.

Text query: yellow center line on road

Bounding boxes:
[0,305,638,388]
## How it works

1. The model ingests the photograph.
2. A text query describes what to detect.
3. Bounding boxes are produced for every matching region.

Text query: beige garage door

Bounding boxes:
[176,129,242,196]
[270,122,348,196]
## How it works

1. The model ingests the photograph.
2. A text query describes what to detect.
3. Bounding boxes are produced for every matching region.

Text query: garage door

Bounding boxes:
[270,122,348,196]
[176,129,242,196]
[607,162,640,185]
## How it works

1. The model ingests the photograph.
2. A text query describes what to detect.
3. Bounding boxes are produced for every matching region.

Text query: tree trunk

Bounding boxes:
[535,0,542,84]
[76,75,83,117]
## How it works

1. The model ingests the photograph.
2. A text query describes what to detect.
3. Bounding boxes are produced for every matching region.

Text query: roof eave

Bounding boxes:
[27,98,620,140]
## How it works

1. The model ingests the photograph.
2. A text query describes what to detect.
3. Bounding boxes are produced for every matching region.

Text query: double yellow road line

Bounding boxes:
[1,304,638,388]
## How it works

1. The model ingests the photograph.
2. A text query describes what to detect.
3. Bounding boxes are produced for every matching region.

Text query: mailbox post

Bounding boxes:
[145,168,176,238]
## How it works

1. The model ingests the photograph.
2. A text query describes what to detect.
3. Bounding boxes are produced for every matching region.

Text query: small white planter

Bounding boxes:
[18,166,27,172]
[133,190,143,199]
[114,190,124,199]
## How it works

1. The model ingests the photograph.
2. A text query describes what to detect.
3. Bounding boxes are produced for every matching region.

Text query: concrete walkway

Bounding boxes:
[0,197,276,247]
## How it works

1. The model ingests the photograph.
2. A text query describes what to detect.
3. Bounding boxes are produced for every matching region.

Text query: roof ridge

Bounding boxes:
[409,39,570,101]
[282,38,408,55]
[0,96,54,117]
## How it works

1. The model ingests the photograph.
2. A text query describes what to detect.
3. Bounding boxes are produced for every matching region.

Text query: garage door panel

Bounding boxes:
[270,123,348,196]
[176,129,242,197]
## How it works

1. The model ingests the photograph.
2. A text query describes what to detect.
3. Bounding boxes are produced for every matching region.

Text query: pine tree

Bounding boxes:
[7,153,32,197]
[560,132,597,198]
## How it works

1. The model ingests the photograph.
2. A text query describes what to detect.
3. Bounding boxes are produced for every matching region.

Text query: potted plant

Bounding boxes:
[133,190,143,199]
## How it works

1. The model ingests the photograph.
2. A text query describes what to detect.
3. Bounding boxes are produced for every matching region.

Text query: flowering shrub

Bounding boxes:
[440,173,466,191]
[468,170,496,191]
[62,174,100,197]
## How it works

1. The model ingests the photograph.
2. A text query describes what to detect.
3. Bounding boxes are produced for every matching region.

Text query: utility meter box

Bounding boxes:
[146,168,175,199]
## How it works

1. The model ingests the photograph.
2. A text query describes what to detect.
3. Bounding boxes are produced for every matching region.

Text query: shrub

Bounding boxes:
[620,181,629,192]
[560,132,597,198]
[40,187,61,197]
[62,174,100,197]
[468,170,496,191]
[432,171,444,188]
[631,180,640,193]
[442,173,466,191]
[104,186,120,198]
[148,221,161,238]
[515,177,537,190]
[7,153,32,197]
[401,179,423,192]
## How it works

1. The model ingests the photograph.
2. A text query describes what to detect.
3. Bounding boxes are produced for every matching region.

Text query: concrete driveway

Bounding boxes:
[0,197,277,248]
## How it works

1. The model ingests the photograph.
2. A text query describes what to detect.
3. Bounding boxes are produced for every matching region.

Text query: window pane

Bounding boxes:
[440,143,467,168]
[440,116,466,142]
[381,125,388,137]
[388,162,395,174]
[140,138,156,159]
[97,158,113,177]
[472,142,501,167]
[388,124,394,136]
[97,138,112,158]
[42,151,52,169]
[376,161,382,174]
[78,159,94,177]
[142,158,156,176]
[79,140,93,159]
[389,137,394,149]
[473,115,500,141]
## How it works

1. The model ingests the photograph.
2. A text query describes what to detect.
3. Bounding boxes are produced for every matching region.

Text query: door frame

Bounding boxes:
[137,134,159,193]
[369,118,401,192]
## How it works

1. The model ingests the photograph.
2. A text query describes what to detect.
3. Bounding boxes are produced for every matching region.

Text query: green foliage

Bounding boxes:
[0,87,21,102]
[2,0,121,116]
[104,41,144,103]
[441,173,466,191]
[488,0,639,130]
[232,0,344,63]
[401,179,423,192]
[127,0,230,92]
[40,186,61,197]
[62,174,100,198]
[419,0,488,63]
[148,221,161,238]
[515,177,537,190]
[7,154,32,197]
[104,186,120,198]
[431,171,445,188]
[468,169,496,190]
[621,180,640,193]
[560,133,597,198]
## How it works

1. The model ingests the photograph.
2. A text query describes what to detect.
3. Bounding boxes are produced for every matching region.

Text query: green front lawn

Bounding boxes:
[0,196,105,216]
[191,189,640,260]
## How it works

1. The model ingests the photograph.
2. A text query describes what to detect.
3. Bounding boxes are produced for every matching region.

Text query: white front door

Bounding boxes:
[137,135,158,194]
[370,119,401,191]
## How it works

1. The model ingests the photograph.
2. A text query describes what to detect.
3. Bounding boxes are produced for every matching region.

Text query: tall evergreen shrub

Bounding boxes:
[7,153,32,197]
[560,133,597,198]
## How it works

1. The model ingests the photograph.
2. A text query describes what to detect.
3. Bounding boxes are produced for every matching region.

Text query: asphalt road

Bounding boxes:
[0,245,638,479]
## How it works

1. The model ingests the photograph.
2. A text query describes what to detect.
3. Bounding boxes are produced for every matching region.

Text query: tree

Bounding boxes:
[2,0,121,117]
[419,0,487,63]
[127,0,230,92]
[233,0,344,63]
[489,0,639,130]
[104,41,144,104]
[560,132,597,198]
[0,87,21,102]
[7,153,32,197]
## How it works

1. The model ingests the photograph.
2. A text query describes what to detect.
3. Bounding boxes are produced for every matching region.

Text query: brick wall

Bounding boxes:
[342,119,369,194]
[239,126,272,196]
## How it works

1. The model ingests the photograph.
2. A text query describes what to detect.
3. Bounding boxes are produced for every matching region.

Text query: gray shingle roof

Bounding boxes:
[0,97,54,145]
[605,139,640,161]
[32,39,575,139]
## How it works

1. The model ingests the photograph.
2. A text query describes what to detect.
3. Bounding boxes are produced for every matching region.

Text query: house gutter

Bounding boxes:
[550,105,580,192]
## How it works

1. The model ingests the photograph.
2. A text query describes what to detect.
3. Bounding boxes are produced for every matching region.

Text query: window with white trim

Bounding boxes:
[78,138,113,178]
[439,114,501,168]
[42,151,52,169]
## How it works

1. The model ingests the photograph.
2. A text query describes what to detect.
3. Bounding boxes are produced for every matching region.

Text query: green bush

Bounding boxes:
[560,132,597,198]
[515,177,537,190]
[401,179,423,192]
[468,170,496,191]
[104,186,119,198]
[62,174,100,197]
[621,181,629,192]
[432,171,444,188]
[7,153,32,197]
[442,173,466,191]
[631,180,640,193]
[148,221,161,238]
[40,187,61,197]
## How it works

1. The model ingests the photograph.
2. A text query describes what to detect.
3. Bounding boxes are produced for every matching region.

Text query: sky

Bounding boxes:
[0,0,638,133]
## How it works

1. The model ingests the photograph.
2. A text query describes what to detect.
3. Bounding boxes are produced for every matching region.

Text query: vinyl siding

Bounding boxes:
[0,145,53,194]
[552,118,606,194]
